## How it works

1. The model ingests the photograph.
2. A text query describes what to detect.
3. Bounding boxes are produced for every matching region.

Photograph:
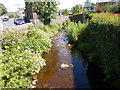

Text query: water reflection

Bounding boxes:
[71,48,115,89]
[71,49,90,88]
[87,62,116,89]
[35,30,115,88]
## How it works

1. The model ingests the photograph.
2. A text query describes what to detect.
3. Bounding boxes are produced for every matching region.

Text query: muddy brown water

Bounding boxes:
[36,30,74,88]
[35,30,116,89]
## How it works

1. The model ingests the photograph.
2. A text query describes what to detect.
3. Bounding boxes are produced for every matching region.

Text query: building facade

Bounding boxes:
[16,8,25,19]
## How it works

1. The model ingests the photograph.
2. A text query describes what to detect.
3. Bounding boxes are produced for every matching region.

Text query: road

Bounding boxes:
[2,19,15,29]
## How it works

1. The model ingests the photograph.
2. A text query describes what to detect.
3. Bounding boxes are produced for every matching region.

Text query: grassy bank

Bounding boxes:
[66,13,120,88]
[0,24,61,88]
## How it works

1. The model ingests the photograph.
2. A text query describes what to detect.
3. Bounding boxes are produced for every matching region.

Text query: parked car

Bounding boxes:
[2,18,9,22]
[14,18,25,25]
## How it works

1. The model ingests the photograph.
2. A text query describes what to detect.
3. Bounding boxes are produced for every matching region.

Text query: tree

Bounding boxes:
[0,3,7,15]
[32,1,58,25]
[62,9,69,16]
[71,4,83,14]
[91,3,96,10]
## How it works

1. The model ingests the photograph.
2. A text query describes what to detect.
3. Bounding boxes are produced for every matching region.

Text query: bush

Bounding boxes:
[110,2,120,13]
[8,13,19,18]
[98,2,120,13]
[62,9,69,16]
[66,13,120,88]
[86,14,120,81]
[89,13,120,26]
[89,13,120,79]
[66,21,88,43]
[0,24,60,88]
[103,2,120,13]
[77,42,93,52]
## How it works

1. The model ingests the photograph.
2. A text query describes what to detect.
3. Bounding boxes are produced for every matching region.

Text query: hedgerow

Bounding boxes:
[66,13,120,88]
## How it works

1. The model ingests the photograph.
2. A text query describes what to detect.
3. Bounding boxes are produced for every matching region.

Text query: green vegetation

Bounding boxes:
[8,13,19,18]
[110,2,120,13]
[71,4,83,14]
[0,24,61,88]
[66,21,88,43]
[32,1,58,24]
[62,9,69,16]
[66,13,120,88]
[91,3,96,10]
[0,3,7,15]
[101,2,120,13]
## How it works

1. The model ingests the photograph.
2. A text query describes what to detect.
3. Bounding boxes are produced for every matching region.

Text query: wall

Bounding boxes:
[31,16,69,27]
[69,14,84,23]
[3,23,34,33]
[51,16,69,24]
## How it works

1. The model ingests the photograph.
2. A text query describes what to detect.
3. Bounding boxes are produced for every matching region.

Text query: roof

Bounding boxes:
[97,0,119,3]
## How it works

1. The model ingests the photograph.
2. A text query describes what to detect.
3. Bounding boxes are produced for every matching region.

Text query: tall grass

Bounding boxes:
[66,21,88,43]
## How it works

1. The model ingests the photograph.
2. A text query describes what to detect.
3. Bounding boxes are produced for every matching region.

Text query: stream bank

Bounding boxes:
[35,30,116,89]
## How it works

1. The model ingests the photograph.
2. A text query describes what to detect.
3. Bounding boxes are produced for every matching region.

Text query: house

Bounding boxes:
[16,8,25,19]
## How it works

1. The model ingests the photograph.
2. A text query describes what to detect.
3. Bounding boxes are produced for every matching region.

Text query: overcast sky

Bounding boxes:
[0,0,97,12]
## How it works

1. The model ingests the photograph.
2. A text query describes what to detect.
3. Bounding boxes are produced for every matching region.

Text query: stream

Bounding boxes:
[35,30,115,89]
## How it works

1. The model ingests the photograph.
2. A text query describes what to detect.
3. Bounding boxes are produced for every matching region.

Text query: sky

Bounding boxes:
[0,0,97,12]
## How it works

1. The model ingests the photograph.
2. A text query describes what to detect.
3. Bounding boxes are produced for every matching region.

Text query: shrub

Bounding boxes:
[97,2,120,13]
[66,21,88,43]
[77,42,93,52]
[110,2,120,13]
[86,14,120,81]
[62,9,69,16]
[66,13,120,88]
[89,13,120,26]
[0,24,60,88]
[8,13,19,18]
